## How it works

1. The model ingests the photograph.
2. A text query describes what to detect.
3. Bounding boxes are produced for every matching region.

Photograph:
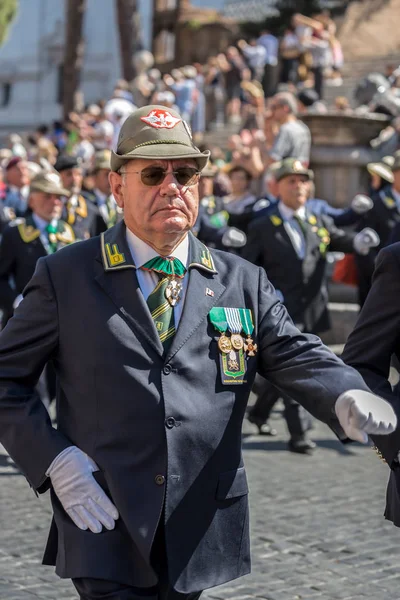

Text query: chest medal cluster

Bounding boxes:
[209,307,257,385]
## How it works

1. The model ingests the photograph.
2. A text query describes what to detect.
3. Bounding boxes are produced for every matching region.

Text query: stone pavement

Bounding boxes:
[1,406,400,600]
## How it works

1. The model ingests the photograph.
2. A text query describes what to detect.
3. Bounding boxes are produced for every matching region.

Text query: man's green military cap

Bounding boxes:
[94,149,111,172]
[110,105,210,173]
[30,171,71,197]
[275,158,313,182]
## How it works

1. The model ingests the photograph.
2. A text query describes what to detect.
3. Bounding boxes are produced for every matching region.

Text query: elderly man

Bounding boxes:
[86,150,122,229]
[0,170,74,326]
[0,106,396,600]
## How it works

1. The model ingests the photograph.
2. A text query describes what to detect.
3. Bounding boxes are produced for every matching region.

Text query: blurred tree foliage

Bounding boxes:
[0,0,18,47]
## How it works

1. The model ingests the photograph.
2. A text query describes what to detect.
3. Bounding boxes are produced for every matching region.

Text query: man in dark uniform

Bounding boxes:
[243,158,380,452]
[85,150,123,229]
[0,106,395,600]
[55,155,106,239]
[0,170,75,326]
[342,242,400,528]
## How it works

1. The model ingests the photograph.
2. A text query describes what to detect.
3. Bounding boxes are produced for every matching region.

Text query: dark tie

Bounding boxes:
[142,257,186,352]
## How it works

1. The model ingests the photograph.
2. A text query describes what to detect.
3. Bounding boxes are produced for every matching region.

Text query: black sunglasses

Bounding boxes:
[122,166,201,187]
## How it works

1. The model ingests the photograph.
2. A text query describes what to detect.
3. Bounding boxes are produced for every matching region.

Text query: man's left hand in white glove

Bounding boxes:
[335,389,397,443]
[350,194,373,215]
[353,228,380,255]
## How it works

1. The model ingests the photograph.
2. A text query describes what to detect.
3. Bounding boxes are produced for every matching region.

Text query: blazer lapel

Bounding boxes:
[166,234,225,360]
[94,222,164,357]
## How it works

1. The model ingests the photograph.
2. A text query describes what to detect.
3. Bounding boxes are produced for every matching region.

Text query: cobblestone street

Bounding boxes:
[1,406,399,600]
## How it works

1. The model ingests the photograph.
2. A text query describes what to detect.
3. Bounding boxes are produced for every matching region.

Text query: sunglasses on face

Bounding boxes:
[121,166,201,187]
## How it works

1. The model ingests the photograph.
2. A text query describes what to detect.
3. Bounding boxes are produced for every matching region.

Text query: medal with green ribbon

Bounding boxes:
[209,307,256,385]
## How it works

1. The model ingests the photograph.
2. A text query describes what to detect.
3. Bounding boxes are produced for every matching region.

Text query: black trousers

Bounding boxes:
[249,376,312,439]
[73,521,202,600]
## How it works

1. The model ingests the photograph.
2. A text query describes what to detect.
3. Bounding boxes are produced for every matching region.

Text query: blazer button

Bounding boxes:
[163,364,172,375]
[155,474,165,486]
[165,417,176,429]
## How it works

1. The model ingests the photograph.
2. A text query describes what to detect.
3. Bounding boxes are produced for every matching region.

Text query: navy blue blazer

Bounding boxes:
[0,222,371,593]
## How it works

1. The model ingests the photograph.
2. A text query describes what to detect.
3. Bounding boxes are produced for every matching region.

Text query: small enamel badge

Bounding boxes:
[205,288,214,297]
[141,109,181,129]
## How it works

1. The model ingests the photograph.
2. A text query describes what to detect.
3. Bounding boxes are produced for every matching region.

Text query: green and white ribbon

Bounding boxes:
[210,307,254,336]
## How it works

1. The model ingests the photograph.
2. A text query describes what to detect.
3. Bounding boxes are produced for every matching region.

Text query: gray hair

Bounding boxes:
[274,92,298,116]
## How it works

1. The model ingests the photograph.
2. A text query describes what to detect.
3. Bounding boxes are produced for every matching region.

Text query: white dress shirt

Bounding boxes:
[125,228,189,326]
[278,201,306,259]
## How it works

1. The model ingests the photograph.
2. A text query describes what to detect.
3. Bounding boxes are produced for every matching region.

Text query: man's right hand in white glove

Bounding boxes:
[46,446,119,533]
[335,389,397,444]
[350,194,373,214]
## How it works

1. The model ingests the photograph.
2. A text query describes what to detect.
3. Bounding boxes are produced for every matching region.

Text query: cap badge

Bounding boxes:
[140,109,181,129]
[293,160,303,172]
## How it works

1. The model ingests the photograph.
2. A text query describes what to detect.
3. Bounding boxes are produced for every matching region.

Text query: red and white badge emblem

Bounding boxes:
[140,109,181,129]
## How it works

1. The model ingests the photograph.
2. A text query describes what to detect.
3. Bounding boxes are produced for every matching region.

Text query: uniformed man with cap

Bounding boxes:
[0,171,75,326]
[244,158,380,452]
[54,155,106,239]
[85,150,123,229]
[0,107,396,600]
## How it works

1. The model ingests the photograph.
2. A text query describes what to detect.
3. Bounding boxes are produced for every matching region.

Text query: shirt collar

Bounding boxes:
[32,213,53,233]
[391,186,400,207]
[125,227,189,270]
[278,200,306,221]
[94,188,107,204]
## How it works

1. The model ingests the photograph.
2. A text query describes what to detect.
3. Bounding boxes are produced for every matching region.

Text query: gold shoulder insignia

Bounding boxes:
[76,195,88,219]
[105,242,126,267]
[308,215,317,225]
[18,223,41,243]
[270,215,282,226]
[201,248,214,270]
[372,445,387,464]
[56,222,76,245]
[383,196,396,209]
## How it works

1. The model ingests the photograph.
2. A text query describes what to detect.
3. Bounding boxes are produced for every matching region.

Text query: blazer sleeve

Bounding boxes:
[256,268,371,435]
[241,219,264,266]
[0,226,19,313]
[0,257,72,492]
[342,245,400,465]
[321,214,356,253]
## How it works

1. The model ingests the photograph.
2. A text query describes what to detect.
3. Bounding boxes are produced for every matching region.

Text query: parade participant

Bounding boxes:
[0,171,74,327]
[85,150,122,229]
[243,158,380,452]
[1,156,30,216]
[342,243,400,527]
[54,154,106,239]
[355,152,400,305]
[0,106,395,600]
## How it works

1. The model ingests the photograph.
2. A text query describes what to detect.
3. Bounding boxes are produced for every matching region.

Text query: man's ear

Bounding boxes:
[109,172,124,208]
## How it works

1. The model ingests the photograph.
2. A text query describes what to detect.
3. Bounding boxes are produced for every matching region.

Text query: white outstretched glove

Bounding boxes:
[350,194,373,214]
[353,228,380,255]
[221,227,247,248]
[335,389,397,444]
[46,446,119,533]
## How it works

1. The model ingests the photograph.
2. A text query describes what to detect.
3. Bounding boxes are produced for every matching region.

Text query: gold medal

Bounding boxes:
[49,233,57,244]
[218,335,232,354]
[231,333,244,350]
[244,336,258,357]
[165,279,183,307]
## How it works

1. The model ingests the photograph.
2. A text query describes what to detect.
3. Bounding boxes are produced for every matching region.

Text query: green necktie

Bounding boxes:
[46,222,58,254]
[142,257,186,352]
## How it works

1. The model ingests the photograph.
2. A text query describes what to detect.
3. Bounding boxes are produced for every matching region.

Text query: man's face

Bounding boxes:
[7,162,29,188]
[393,169,400,192]
[60,167,83,194]
[29,192,63,222]
[229,170,250,195]
[94,168,111,196]
[109,158,200,244]
[278,175,309,210]
[270,101,287,124]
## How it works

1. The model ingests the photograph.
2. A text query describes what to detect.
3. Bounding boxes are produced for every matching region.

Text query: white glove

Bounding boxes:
[221,227,247,248]
[353,227,380,255]
[275,289,284,303]
[12,294,23,310]
[335,389,397,444]
[46,446,119,533]
[350,194,373,214]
